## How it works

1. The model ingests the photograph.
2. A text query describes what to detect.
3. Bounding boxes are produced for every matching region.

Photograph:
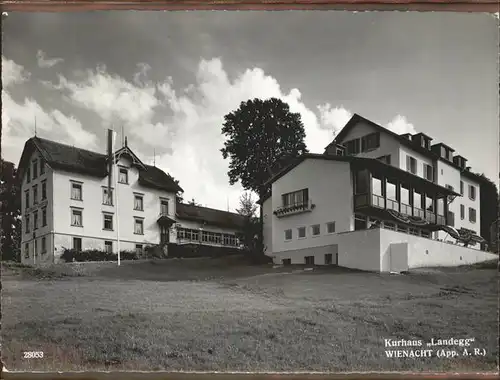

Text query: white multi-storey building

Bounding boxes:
[17,136,244,265]
[261,114,495,272]
[329,114,482,242]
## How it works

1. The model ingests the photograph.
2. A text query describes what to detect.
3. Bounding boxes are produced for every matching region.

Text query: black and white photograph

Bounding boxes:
[1,10,499,373]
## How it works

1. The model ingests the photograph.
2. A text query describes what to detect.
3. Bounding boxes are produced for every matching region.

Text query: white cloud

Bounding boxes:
[385,115,417,134]
[36,50,64,68]
[55,63,159,129]
[2,56,98,164]
[317,103,353,137]
[2,56,30,88]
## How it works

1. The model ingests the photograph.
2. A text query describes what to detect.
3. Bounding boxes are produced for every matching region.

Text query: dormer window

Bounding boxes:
[336,148,344,156]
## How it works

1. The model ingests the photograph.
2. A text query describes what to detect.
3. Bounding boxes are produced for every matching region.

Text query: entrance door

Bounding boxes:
[160,226,170,244]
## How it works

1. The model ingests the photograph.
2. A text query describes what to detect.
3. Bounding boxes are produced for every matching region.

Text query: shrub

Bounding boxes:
[60,248,137,263]
[144,244,165,259]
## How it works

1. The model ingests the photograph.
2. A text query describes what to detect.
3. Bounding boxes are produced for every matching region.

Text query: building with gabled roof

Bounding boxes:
[261,114,496,272]
[17,135,245,264]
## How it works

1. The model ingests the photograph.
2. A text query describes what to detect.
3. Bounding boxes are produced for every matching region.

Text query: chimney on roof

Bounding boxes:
[465,166,471,172]
[125,136,128,147]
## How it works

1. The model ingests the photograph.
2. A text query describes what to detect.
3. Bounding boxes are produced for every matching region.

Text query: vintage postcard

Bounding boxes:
[1,9,499,374]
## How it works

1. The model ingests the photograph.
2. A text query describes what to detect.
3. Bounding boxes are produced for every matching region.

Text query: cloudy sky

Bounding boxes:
[2,11,498,211]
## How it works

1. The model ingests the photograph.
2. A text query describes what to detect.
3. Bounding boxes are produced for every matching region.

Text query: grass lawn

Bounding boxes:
[1,257,498,372]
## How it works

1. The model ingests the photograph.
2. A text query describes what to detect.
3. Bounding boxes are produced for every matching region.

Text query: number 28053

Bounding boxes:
[23,351,44,359]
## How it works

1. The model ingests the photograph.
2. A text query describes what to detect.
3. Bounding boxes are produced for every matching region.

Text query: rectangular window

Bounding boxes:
[26,166,31,183]
[135,244,143,256]
[134,218,144,235]
[423,164,433,181]
[345,138,361,155]
[35,239,38,255]
[33,185,38,205]
[282,258,291,266]
[160,199,169,215]
[71,208,83,227]
[324,254,333,265]
[406,156,417,174]
[24,243,29,258]
[41,237,47,253]
[460,204,465,220]
[297,226,306,239]
[25,214,30,233]
[41,181,47,200]
[73,237,82,251]
[460,181,464,195]
[40,159,45,174]
[468,185,476,201]
[469,208,476,223]
[33,211,39,230]
[305,256,315,265]
[376,155,391,165]
[71,182,83,200]
[282,188,309,207]
[32,159,38,179]
[103,213,114,230]
[284,229,292,241]
[361,132,380,152]
[118,168,128,184]
[25,190,30,209]
[326,222,336,234]
[104,241,113,253]
[42,207,47,226]
[134,194,144,211]
[447,211,455,227]
[421,230,431,239]
[102,188,113,206]
[311,224,321,236]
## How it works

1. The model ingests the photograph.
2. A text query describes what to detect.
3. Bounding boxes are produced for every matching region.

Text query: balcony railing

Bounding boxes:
[354,193,446,226]
[273,200,315,218]
[413,207,425,219]
[425,211,435,223]
[436,214,446,226]
[386,198,398,212]
[400,203,412,216]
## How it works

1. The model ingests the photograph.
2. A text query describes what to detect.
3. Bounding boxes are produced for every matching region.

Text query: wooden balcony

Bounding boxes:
[354,193,446,226]
[273,200,315,218]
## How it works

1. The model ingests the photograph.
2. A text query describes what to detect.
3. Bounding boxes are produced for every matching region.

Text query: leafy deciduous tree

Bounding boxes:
[236,191,259,254]
[221,98,308,256]
[1,159,22,261]
[221,97,308,195]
